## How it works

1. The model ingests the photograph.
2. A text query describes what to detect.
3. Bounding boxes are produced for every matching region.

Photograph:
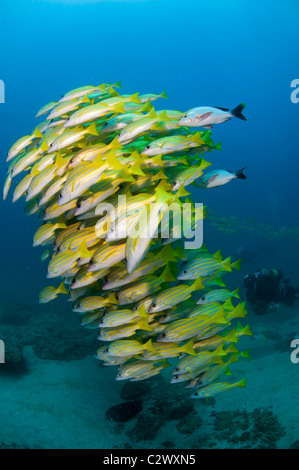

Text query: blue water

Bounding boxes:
[0,0,298,449]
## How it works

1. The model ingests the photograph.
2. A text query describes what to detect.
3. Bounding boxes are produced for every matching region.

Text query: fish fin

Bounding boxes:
[192,131,205,145]
[130,162,146,176]
[76,240,92,259]
[86,123,99,136]
[144,339,156,353]
[225,330,238,343]
[223,297,234,311]
[107,292,118,304]
[30,165,39,177]
[155,169,167,179]
[240,324,253,336]
[214,142,222,151]
[33,127,44,139]
[235,167,247,180]
[136,304,149,319]
[232,302,247,319]
[176,186,191,197]
[224,367,232,376]
[191,277,204,292]
[108,135,123,150]
[213,308,227,324]
[159,245,177,262]
[146,106,157,118]
[221,256,232,272]
[210,275,226,287]
[233,287,240,299]
[56,282,69,295]
[239,350,250,360]
[55,151,65,168]
[136,319,153,331]
[215,344,227,356]
[129,93,141,104]
[40,139,49,152]
[81,95,90,104]
[106,150,124,170]
[158,110,170,121]
[112,104,126,114]
[180,339,196,356]
[195,112,213,123]
[214,106,230,112]
[159,264,176,283]
[155,184,173,204]
[231,103,247,121]
[225,343,239,354]
[235,378,247,388]
[213,249,223,262]
[140,99,152,113]
[120,168,136,182]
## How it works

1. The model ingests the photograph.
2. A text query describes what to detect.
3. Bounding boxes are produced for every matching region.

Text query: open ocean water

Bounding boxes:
[0,0,299,451]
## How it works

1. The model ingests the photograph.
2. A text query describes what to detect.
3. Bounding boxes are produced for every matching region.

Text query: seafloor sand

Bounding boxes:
[0,304,298,449]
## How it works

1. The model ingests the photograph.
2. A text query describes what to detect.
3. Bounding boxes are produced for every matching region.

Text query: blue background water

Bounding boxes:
[0,0,298,449]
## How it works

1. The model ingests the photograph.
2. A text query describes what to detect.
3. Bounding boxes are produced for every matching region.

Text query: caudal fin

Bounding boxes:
[235,167,247,180]
[231,103,247,121]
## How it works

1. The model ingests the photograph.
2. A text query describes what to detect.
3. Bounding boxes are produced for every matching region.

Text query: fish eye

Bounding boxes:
[133,305,138,311]
[152,303,156,308]
[183,270,187,274]
[124,257,127,263]
[193,392,198,396]
[104,276,109,282]
[76,201,81,208]
[200,296,205,301]
[104,348,109,353]
[174,375,179,380]
[59,192,62,198]
[161,332,166,338]
[146,145,150,150]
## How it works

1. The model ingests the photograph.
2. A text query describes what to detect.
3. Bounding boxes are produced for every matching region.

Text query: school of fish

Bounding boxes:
[3,81,251,399]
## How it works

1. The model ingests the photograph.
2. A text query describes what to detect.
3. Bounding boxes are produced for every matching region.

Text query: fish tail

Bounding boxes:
[241,324,253,336]
[233,287,240,298]
[239,349,250,359]
[86,122,99,136]
[221,256,232,272]
[213,249,223,262]
[56,282,69,295]
[235,378,247,388]
[33,127,44,138]
[231,103,247,121]
[136,319,153,331]
[235,167,247,180]
[144,339,156,353]
[226,329,238,343]
[180,339,196,356]
[76,240,92,259]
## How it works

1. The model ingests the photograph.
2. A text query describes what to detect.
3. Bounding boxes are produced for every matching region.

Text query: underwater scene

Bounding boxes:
[0,0,299,451]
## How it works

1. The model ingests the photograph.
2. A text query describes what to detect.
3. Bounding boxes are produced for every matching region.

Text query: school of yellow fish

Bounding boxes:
[3,82,251,399]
